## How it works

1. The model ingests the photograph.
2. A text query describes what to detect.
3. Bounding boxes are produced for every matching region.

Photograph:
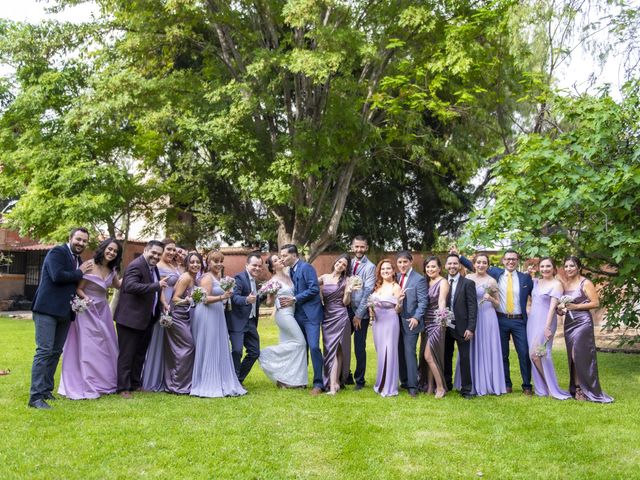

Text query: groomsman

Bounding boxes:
[443,253,477,399]
[396,251,428,397]
[114,240,168,398]
[28,228,93,409]
[279,244,324,395]
[346,235,376,390]
[456,247,533,395]
[229,252,263,384]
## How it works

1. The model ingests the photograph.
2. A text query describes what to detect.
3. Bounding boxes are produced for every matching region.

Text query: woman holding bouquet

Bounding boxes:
[421,256,449,398]
[370,259,404,397]
[190,251,246,398]
[59,238,122,399]
[164,252,199,394]
[527,257,571,400]
[318,254,358,394]
[453,253,506,396]
[142,238,180,392]
[258,255,308,388]
[559,256,613,403]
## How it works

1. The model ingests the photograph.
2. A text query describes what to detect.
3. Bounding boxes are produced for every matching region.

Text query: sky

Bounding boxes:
[0,0,632,96]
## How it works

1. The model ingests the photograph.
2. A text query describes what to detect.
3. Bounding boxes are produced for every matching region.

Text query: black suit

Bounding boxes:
[229,270,261,383]
[113,255,163,391]
[444,275,478,395]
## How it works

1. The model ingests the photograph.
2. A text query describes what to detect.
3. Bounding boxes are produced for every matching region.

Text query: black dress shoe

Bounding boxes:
[28,399,52,410]
[461,393,475,400]
[408,389,418,398]
[345,375,355,385]
[354,384,364,391]
[44,393,57,401]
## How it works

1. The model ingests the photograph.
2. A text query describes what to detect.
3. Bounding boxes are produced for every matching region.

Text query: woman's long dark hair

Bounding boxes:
[93,238,123,272]
[332,253,351,282]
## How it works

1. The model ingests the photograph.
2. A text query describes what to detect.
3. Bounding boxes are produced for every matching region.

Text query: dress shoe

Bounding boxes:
[345,375,355,385]
[408,389,417,398]
[523,388,533,397]
[43,393,57,401]
[506,387,513,394]
[354,384,364,391]
[28,399,52,410]
[309,387,323,396]
[461,393,475,400]
[120,391,133,399]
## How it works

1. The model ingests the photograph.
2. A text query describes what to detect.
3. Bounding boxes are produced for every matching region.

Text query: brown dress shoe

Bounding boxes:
[309,387,323,396]
[523,388,533,397]
[506,387,513,393]
[120,391,133,399]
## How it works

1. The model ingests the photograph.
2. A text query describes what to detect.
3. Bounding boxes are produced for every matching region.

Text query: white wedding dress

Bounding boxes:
[259,285,308,387]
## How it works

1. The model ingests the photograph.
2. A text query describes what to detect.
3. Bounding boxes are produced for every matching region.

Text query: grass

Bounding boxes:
[1,315,639,480]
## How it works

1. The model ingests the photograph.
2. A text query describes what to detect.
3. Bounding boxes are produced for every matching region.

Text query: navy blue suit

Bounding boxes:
[30,244,84,403]
[229,270,261,383]
[291,260,323,388]
[460,255,533,390]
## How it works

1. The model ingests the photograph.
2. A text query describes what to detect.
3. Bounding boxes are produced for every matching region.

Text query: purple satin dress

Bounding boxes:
[142,266,180,391]
[563,279,613,403]
[59,271,118,399]
[372,294,399,397]
[527,280,571,400]
[321,280,350,390]
[420,279,446,392]
[164,285,195,394]
[455,283,506,395]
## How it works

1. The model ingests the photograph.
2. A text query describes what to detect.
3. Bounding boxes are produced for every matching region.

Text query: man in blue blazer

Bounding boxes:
[229,252,263,384]
[29,227,93,409]
[456,247,533,395]
[396,251,428,397]
[279,244,324,395]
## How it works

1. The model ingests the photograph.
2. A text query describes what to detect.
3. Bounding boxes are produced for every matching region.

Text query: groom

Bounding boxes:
[279,244,324,395]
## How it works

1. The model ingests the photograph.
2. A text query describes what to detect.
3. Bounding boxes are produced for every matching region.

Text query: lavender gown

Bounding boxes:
[59,271,118,399]
[321,280,350,390]
[164,285,195,394]
[142,266,180,391]
[190,275,246,398]
[259,285,308,387]
[527,280,571,400]
[421,279,447,392]
[454,283,506,395]
[563,279,613,403]
[372,294,399,397]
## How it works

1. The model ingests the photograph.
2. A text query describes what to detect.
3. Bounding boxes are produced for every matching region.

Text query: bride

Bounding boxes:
[259,255,308,388]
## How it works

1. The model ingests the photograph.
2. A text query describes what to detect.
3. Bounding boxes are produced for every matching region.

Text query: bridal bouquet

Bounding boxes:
[159,312,173,328]
[70,295,92,313]
[534,340,548,357]
[558,295,574,320]
[219,276,236,292]
[348,275,363,290]
[479,284,499,304]
[436,307,455,328]
[258,279,282,296]
[366,293,381,309]
[190,286,207,305]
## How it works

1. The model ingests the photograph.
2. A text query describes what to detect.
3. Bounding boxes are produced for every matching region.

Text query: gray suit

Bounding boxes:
[397,269,428,393]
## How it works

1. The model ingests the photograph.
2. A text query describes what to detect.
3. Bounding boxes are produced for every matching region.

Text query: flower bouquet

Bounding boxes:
[348,275,363,290]
[436,307,455,328]
[190,286,207,306]
[159,312,173,328]
[258,279,282,296]
[479,284,499,305]
[534,340,548,357]
[366,293,381,309]
[558,295,574,320]
[70,295,92,313]
[219,276,236,311]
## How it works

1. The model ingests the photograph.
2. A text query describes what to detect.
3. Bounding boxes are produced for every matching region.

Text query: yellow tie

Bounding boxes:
[506,272,514,314]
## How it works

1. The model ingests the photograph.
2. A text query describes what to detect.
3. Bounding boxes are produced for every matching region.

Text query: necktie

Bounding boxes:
[74,254,81,269]
[506,272,514,313]
[353,261,359,275]
[449,278,454,304]
[250,276,257,318]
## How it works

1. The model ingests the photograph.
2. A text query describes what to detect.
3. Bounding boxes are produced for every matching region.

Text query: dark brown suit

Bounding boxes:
[114,255,163,391]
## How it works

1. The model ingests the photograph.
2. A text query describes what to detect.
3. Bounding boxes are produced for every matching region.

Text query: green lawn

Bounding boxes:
[1,316,638,479]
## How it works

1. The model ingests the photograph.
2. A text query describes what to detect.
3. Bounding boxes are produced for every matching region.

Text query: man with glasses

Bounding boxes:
[452,247,534,396]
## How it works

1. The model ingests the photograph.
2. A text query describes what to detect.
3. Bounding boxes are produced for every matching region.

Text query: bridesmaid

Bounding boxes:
[59,238,122,399]
[560,256,613,403]
[164,252,199,394]
[421,256,449,398]
[527,257,571,400]
[319,254,356,395]
[142,238,180,392]
[455,253,506,396]
[370,259,404,397]
[190,251,246,398]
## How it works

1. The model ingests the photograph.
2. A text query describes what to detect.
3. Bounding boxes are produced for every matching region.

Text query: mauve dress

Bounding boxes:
[563,279,613,403]
[164,285,195,394]
[321,280,350,390]
[527,280,571,400]
[142,266,180,391]
[59,271,118,399]
[422,279,447,392]
[372,294,400,397]
[190,275,246,398]
[454,283,506,395]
